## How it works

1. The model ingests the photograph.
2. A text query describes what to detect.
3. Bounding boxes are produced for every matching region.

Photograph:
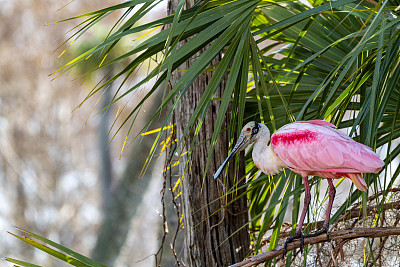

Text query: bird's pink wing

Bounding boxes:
[271,122,383,174]
[296,120,337,128]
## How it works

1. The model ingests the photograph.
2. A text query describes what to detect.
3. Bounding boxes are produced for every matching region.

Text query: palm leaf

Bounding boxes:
[8,227,107,267]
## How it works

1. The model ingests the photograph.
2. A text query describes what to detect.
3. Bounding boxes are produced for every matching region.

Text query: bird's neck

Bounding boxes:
[252,132,286,176]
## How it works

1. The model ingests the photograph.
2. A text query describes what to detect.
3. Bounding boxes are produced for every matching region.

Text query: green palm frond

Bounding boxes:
[6,227,107,267]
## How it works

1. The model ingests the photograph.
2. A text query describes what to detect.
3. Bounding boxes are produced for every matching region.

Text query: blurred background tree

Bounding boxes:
[0,1,173,266]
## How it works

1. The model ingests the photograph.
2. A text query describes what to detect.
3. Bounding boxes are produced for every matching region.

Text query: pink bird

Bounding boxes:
[214,120,384,254]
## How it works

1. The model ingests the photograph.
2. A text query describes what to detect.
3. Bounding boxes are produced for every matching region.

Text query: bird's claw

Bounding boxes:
[282,232,304,259]
[304,226,329,239]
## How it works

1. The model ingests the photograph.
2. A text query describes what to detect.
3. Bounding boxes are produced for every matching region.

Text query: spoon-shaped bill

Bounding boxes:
[214,153,234,179]
[213,133,249,179]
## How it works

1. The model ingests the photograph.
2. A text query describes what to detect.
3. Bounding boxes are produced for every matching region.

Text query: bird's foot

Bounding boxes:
[282,232,304,259]
[304,226,329,239]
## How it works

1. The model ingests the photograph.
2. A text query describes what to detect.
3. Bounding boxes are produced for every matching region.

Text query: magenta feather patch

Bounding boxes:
[271,130,318,146]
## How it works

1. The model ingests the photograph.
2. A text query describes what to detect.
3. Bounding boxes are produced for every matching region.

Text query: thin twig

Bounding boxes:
[167,124,182,267]
[229,227,400,267]
[155,164,168,267]
[162,122,183,267]
[210,179,226,232]
[329,241,338,267]
[376,214,400,264]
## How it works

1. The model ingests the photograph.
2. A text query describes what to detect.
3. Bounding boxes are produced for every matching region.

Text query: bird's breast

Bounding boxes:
[252,145,287,176]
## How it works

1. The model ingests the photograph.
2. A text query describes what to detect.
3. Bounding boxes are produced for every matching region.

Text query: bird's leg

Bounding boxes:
[283,176,310,258]
[305,178,336,239]
[323,178,336,236]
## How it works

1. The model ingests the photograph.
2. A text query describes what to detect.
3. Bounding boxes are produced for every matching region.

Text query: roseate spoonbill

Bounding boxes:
[214,120,384,254]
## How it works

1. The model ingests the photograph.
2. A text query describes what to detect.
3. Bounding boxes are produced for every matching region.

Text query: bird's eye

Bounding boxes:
[246,128,251,132]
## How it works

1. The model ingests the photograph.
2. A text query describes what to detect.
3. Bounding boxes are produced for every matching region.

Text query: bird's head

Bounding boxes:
[214,121,267,179]
[241,121,262,143]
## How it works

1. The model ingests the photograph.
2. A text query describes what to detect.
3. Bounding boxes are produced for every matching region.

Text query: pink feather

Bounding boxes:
[296,120,337,128]
[270,121,384,191]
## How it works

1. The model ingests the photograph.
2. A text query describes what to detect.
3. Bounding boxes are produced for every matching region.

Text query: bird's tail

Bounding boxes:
[348,173,367,192]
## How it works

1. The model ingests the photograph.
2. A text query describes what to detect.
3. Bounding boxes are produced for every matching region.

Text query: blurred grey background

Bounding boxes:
[0,1,175,266]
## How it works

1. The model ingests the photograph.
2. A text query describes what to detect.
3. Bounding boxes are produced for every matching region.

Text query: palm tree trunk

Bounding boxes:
[167,1,250,266]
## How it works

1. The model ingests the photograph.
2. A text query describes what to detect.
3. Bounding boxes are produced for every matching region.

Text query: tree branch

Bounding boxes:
[271,200,400,241]
[229,227,400,267]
